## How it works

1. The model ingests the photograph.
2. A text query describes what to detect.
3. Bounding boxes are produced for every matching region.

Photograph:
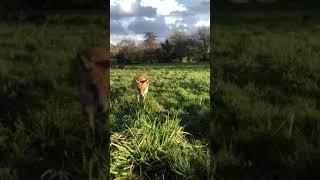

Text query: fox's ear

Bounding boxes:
[80,55,93,70]
[141,79,148,84]
[134,78,139,83]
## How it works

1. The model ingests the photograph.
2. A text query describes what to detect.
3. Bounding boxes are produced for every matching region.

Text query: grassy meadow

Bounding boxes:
[0,14,110,179]
[0,14,210,179]
[211,10,320,180]
[110,64,210,179]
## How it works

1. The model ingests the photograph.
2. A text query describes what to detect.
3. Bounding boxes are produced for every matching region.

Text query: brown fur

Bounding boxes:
[72,47,110,136]
[132,75,149,103]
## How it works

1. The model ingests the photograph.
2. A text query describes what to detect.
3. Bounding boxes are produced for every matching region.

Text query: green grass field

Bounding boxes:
[0,15,110,179]
[2,10,319,180]
[211,11,320,179]
[110,64,210,178]
[0,15,210,179]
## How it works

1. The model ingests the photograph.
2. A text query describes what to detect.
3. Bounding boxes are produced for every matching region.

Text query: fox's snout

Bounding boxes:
[139,88,146,96]
[134,88,146,98]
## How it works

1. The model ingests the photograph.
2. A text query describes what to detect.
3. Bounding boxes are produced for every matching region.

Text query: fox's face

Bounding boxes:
[75,47,110,115]
[132,75,149,103]
[71,47,110,141]
[82,63,107,112]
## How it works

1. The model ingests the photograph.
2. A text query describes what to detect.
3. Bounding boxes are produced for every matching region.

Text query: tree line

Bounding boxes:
[111,26,210,64]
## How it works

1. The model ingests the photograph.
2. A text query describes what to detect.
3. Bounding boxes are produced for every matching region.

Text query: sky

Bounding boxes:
[110,0,210,45]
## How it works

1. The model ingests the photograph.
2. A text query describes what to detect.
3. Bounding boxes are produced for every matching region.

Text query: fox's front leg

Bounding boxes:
[82,105,96,142]
[141,95,146,109]
[136,94,140,103]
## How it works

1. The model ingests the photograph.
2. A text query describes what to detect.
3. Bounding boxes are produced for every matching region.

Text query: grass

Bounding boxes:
[0,14,210,179]
[211,11,320,180]
[110,63,210,179]
[0,14,109,179]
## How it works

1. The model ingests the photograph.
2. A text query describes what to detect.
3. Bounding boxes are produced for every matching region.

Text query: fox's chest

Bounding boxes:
[143,88,148,94]
[133,86,148,95]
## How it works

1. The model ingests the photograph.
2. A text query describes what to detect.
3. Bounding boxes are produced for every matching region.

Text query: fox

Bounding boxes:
[132,75,149,103]
[71,47,110,140]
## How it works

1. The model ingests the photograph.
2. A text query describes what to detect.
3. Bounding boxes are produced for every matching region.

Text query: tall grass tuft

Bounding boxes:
[111,112,209,179]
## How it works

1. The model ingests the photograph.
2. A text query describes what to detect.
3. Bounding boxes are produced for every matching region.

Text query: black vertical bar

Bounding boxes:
[209,0,215,179]
[105,0,111,179]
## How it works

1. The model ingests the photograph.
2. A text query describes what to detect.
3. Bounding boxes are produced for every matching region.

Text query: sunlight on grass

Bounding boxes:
[111,112,209,179]
[110,64,210,178]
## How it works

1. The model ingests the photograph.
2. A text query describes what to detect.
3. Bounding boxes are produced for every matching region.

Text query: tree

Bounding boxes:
[144,32,157,64]
[117,38,135,48]
[192,26,210,61]
[169,31,189,62]
[110,43,120,58]
[160,39,173,63]
[144,32,157,47]
[116,38,136,64]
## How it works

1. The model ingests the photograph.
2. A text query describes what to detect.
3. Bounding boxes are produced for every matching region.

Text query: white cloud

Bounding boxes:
[195,19,210,27]
[140,0,186,15]
[111,0,137,14]
[164,16,180,24]
[128,16,170,37]
[120,17,136,31]
[144,17,156,21]
[111,0,157,19]
[111,34,145,45]
[110,0,210,44]
[111,20,126,34]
